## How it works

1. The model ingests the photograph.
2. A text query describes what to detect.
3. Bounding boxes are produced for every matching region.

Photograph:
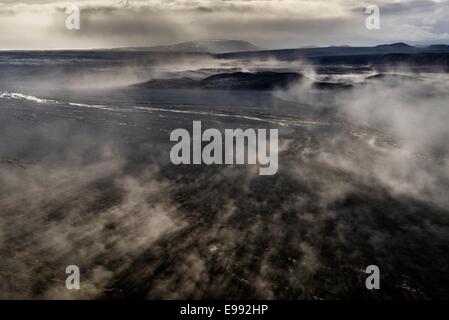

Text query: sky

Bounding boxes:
[0,0,448,50]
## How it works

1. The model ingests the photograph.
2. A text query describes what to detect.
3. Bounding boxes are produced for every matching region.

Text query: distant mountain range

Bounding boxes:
[107,41,449,68]
[3,41,448,70]
[216,42,449,60]
[117,41,449,56]
[121,40,260,54]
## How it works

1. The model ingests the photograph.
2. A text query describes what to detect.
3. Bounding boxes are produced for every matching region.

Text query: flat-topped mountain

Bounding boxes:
[428,44,449,50]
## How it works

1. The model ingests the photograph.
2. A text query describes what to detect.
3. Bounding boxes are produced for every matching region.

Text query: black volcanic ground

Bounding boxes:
[1,46,449,299]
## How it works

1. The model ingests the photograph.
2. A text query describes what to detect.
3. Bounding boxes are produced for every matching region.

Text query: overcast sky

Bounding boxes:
[0,0,448,50]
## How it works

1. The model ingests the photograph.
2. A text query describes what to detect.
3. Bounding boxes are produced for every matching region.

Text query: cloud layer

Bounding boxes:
[0,0,448,49]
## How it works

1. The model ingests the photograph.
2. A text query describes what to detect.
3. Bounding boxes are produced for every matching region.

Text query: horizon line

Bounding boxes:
[0,41,448,52]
